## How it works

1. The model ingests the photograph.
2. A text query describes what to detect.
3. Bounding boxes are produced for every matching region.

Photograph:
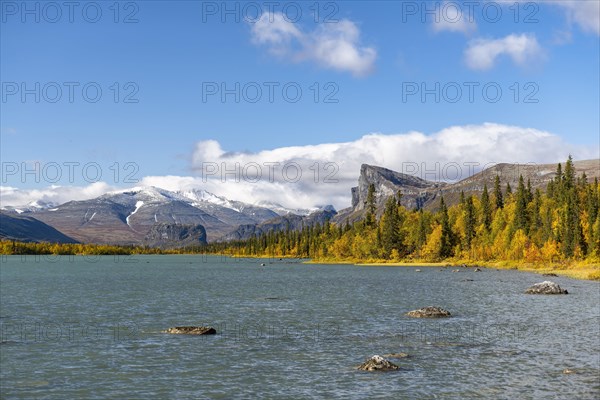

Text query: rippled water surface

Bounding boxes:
[1,255,599,399]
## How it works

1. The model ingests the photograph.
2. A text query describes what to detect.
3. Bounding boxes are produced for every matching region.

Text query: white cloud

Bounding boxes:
[551,0,600,35]
[250,12,302,54]
[250,13,376,77]
[2,124,595,211]
[522,0,600,36]
[464,33,543,70]
[0,182,114,209]
[432,2,477,35]
[187,123,595,209]
[496,0,600,36]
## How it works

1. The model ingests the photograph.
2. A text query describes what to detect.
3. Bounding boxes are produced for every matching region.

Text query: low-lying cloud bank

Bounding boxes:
[2,123,597,210]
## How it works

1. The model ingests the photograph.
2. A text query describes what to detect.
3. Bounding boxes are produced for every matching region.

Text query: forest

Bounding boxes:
[204,157,600,268]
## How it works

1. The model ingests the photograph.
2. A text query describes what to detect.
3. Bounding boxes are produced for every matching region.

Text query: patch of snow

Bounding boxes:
[89,212,97,221]
[49,208,59,211]
[126,201,144,227]
[154,214,158,222]
[14,209,23,214]
[255,200,312,216]
[105,186,184,205]
[179,189,244,212]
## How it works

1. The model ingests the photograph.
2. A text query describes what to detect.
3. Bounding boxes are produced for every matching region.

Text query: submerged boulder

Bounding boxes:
[406,306,451,318]
[357,355,399,371]
[525,281,568,295]
[164,326,216,335]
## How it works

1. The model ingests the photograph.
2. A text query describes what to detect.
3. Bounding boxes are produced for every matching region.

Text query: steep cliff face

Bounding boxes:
[143,223,207,248]
[351,164,446,212]
[336,159,600,224]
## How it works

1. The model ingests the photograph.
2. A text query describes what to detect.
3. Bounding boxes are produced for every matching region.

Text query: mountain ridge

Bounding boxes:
[335,159,600,224]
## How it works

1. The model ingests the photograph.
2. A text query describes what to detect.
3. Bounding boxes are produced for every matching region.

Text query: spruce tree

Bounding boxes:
[464,195,476,250]
[381,195,400,257]
[439,197,453,258]
[532,188,543,233]
[563,155,575,192]
[481,184,492,231]
[515,175,529,233]
[494,175,504,209]
[365,183,377,228]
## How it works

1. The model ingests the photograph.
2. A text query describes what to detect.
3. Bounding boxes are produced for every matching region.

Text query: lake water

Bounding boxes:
[1,255,599,399]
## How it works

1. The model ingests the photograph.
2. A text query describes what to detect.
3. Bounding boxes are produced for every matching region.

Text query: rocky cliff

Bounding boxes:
[335,159,600,224]
[143,223,207,248]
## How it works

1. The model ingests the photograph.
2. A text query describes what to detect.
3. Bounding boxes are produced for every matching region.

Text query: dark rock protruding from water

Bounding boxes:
[525,281,568,295]
[406,306,452,318]
[357,355,400,371]
[164,326,216,335]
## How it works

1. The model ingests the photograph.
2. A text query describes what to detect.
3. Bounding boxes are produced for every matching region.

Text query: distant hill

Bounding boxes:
[220,207,337,242]
[0,212,78,243]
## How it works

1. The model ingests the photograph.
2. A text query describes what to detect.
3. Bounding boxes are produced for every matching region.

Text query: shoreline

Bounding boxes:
[3,251,598,281]
[304,258,600,281]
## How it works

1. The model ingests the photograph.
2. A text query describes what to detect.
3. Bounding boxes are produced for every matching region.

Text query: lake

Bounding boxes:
[1,255,599,399]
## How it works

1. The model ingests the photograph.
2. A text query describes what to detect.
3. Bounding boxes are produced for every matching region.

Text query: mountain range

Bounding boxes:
[1,159,598,246]
[0,187,333,246]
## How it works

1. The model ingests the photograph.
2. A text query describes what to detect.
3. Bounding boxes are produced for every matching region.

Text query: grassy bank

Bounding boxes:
[473,260,600,281]
[306,257,600,281]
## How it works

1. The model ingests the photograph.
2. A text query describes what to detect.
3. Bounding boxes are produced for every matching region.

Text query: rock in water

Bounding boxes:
[164,326,216,335]
[357,355,399,371]
[525,281,568,295]
[406,306,452,318]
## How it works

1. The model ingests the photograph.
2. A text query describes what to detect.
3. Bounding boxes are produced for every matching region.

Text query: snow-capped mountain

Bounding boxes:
[0,200,58,214]
[2,186,336,245]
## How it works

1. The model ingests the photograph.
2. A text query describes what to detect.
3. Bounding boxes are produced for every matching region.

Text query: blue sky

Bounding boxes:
[1,1,599,208]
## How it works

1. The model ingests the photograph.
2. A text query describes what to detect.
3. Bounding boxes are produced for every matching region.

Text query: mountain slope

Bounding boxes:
[0,212,78,243]
[220,208,337,242]
[30,188,230,244]
[18,187,316,245]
